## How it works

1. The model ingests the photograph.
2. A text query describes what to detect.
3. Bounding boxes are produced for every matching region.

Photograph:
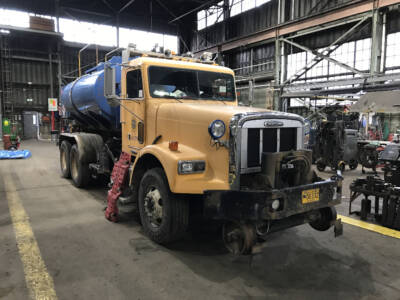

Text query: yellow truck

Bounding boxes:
[59,46,343,255]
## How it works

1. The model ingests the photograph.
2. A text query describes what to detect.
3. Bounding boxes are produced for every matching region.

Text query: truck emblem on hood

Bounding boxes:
[264,120,284,127]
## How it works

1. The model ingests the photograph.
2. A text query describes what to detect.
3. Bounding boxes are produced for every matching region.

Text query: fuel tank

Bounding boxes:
[61,56,122,132]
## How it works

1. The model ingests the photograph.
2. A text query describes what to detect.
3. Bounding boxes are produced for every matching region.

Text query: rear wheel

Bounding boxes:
[70,144,90,188]
[349,160,359,170]
[316,161,326,172]
[138,168,189,244]
[60,141,72,178]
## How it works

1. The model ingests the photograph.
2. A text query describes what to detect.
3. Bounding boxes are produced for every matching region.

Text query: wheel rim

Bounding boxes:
[70,150,78,180]
[61,148,67,172]
[144,186,163,228]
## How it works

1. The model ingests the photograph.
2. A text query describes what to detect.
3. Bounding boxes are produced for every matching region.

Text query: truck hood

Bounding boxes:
[152,102,303,193]
[155,102,302,135]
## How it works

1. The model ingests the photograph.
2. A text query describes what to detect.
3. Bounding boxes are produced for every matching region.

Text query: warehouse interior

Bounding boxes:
[1,1,400,299]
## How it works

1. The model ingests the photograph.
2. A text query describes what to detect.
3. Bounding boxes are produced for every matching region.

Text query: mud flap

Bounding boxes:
[105,152,131,222]
[334,218,343,237]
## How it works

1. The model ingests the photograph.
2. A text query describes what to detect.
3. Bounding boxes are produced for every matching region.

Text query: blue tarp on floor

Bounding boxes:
[0,150,32,159]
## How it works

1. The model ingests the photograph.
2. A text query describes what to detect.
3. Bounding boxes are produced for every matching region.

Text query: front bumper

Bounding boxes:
[204,178,342,221]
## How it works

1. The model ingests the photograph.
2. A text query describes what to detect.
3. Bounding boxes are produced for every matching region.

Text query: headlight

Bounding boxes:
[178,160,206,174]
[208,120,226,140]
[271,200,280,211]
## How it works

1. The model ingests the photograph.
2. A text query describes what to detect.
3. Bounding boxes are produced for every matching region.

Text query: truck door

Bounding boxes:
[121,67,146,155]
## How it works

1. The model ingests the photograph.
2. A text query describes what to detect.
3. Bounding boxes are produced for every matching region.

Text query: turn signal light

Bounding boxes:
[169,141,179,151]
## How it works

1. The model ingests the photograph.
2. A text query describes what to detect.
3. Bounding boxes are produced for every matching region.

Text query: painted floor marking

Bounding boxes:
[4,175,58,300]
[338,214,400,239]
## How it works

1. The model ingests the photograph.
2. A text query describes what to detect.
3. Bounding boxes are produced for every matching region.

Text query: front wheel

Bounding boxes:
[138,168,189,244]
[310,207,337,232]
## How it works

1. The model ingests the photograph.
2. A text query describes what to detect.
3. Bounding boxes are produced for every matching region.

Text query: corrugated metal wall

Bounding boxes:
[226,43,275,77]
[1,32,111,113]
[290,0,355,20]
[193,0,360,52]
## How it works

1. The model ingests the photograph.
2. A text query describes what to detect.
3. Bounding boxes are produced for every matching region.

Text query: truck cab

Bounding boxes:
[59,47,343,255]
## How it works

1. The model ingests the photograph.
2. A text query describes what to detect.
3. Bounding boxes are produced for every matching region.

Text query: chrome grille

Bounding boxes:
[240,119,303,174]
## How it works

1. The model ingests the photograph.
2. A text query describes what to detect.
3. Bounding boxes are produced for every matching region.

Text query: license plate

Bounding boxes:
[302,188,320,204]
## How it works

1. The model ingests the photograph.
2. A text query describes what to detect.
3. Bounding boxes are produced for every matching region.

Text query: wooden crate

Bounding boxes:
[29,16,55,32]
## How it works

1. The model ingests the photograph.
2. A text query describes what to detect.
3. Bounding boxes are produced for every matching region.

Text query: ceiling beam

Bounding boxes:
[61,7,113,18]
[195,0,400,54]
[119,0,136,13]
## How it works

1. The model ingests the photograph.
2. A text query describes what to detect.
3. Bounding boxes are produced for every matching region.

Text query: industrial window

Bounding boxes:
[0,8,178,51]
[287,38,371,82]
[287,38,371,107]
[59,18,117,47]
[119,28,178,52]
[0,8,30,27]
[197,1,224,30]
[197,0,271,30]
[386,32,400,73]
[230,0,271,17]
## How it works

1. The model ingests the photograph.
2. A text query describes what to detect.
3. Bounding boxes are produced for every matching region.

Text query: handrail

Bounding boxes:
[78,43,93,77]
[78,44,99,76]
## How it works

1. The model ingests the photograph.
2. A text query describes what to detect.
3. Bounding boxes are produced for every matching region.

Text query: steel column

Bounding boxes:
[370,8,384,75]
[49,53,54,98]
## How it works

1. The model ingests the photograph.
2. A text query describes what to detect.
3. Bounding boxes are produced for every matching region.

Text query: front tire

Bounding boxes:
[60,141,72,178]
[69,144,90,188]
[310,207,337,232]
[138,168,189,244]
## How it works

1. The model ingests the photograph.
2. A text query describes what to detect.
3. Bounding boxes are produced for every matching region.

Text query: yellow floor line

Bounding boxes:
[338,214,400,239]
[4,175,58,300]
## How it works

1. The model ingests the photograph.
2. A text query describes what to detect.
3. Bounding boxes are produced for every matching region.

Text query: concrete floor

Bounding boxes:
[1,140,400,300]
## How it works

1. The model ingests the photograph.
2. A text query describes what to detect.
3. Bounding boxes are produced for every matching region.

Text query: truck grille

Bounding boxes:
[245,128,298,170]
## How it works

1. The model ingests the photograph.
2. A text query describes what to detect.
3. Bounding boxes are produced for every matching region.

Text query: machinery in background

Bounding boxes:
[356,140,386,174]
[382,143,400,186]
[314,120,346,172]
[306,105,359,172]
[344,129,359,170]
[349,143,400,230]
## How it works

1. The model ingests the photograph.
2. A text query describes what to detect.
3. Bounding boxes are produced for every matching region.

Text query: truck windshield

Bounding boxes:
[148,66,235,101]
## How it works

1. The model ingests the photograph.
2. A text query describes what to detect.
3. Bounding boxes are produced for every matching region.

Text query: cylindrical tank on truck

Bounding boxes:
[61,56,122,135]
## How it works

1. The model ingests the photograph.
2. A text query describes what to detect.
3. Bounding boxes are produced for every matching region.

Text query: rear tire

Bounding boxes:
[138,168,189,244]
[60,141,72,178]
[349,160,359,170]
[69,144,90,188]
[316,161,326,172]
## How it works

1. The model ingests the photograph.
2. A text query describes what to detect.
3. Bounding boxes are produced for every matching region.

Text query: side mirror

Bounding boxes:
[104,63,119,107]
